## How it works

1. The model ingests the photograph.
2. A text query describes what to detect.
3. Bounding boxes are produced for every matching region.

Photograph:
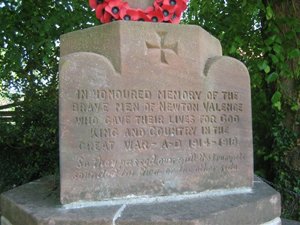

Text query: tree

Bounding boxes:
[0,0,97,191]
[260,0,300,219]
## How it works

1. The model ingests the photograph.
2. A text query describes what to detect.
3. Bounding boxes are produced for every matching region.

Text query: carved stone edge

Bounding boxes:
[203,56,250,80]
[0,216,284,225]
[59,52,120,77]
[262,217,282,225]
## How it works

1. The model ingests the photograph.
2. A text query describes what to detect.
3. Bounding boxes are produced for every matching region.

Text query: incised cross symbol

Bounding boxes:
[146,31,178,64]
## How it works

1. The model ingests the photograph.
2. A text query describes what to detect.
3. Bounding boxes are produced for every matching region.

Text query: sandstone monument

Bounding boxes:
[1,1,282,224]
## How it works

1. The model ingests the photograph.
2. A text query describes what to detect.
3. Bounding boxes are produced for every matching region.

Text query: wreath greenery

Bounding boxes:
[89,0,188,24]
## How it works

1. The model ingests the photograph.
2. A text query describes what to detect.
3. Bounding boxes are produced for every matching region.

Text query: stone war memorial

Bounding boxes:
[1,0,282,224]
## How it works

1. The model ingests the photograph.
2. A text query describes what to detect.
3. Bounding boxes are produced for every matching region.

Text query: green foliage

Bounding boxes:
[0,89,58,191]
[0,0,98,191]
[260,2,300,219]
[0,0,97,95]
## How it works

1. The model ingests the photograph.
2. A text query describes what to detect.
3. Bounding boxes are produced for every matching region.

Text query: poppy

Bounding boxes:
[96,3,108,19]
[163,0,187,12]
[159,4,176,21]
[105,0,129,19]
[96,3,115,23]
[147,8,164,22]
[89,0,188,24]
[89,0,105,9]
[153,0,163,8]
[135,9,151,22]
[162,0,187,23]
[169,10,181,24]
[120,8,150,21]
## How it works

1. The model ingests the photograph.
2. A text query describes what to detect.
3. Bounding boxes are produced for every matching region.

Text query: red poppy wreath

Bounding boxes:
[89,0,189,24]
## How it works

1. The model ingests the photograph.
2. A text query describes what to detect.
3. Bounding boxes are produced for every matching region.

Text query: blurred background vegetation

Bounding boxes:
[0,0,299,220]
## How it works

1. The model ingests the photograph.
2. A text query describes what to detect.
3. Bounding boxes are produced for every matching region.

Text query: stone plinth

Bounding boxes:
[0,176,281,225]
[59,21,253,204]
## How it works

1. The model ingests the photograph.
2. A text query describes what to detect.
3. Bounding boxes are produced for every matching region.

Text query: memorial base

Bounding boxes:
[1,176,281,225]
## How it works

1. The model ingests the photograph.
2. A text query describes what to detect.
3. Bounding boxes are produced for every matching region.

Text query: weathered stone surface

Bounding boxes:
[0,176,281,225]
[126,0,153,9]
[59,21,253,204]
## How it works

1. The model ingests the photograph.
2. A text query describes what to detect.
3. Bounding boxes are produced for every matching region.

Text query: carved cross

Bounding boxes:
[146,31,178,64]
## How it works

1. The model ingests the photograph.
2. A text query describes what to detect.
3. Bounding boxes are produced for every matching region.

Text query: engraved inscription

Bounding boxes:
[69,88,247,181]
[71,152,246,180]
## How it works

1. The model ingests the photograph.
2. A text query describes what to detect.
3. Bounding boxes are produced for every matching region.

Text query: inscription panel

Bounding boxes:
[60,53,253,204]
[71,88,245,179]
